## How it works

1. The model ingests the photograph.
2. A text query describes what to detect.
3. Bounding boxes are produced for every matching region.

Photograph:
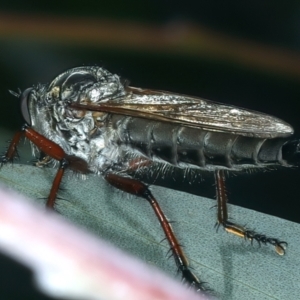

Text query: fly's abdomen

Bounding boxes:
[112,116,178,164]
[110,115,289,170]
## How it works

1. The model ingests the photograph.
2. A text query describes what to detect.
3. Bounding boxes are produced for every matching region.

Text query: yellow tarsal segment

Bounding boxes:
[225,227,245,238]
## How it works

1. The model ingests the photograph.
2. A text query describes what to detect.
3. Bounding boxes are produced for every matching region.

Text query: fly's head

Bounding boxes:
[19,66,127,160]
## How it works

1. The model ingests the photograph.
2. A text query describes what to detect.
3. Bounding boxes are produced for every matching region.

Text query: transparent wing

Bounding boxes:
[70,86,293,138]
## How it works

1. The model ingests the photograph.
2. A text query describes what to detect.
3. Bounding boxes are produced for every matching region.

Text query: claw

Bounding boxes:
[180,267,211,292]
[275,242,287,255]
[244,230,287,255]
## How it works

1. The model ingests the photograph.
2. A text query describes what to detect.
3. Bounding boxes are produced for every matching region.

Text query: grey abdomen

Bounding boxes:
[109,115,288,170]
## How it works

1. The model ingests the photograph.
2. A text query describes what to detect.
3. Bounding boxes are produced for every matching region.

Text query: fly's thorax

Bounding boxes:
[25,75,113,165]
[24,66,132,169]
[47,66,127,105]
[48,100,111,165]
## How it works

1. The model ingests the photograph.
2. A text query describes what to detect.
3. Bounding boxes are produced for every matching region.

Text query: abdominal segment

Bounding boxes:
[108,115,288,171]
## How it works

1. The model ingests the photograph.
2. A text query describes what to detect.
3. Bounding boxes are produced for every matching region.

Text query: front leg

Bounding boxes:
[105,172,207,291]
[215,169,287,255]
[1,124,88,208]
[0,131,23,165]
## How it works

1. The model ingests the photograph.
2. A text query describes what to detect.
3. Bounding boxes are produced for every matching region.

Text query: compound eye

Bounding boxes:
[61,72,97,101]
[20,88,33,125]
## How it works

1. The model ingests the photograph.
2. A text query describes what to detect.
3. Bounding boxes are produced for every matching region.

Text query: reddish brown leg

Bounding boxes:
[45,160,67,208]
[105,172,206,291]
[0,131,24,164]
[25,125,68,209]
[1,124,87,209]
[215,169,287,255]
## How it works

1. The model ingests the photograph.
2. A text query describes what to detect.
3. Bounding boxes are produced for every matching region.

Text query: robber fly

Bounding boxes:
[1,66,297,291]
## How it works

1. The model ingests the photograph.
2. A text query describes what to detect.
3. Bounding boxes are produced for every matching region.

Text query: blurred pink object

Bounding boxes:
[0,186,210,300]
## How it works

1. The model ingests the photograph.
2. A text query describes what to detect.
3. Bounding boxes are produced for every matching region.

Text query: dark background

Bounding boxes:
[0,2,300,297]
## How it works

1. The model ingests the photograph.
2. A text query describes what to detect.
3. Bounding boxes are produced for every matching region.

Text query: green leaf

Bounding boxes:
[0,163,299,299]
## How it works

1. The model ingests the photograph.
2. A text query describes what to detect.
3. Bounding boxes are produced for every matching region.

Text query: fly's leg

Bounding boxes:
[105,173,207,291]
[215,169,287,255]
[0,131,24,165]
[1,124,88,208]
[22,125,69,208]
